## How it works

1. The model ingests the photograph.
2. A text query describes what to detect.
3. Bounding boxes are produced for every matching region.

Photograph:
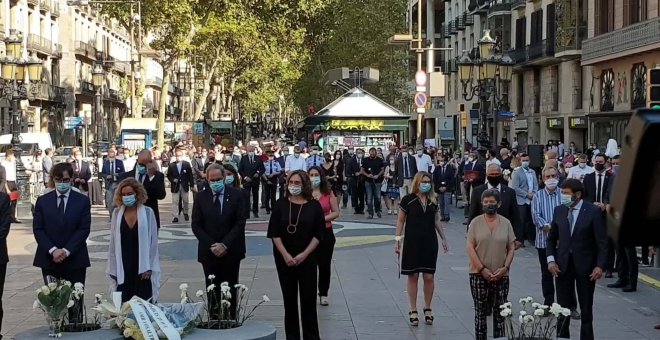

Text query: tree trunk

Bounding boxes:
[225,77,236,118]
[211,85,222,119]
[157,63,173,149]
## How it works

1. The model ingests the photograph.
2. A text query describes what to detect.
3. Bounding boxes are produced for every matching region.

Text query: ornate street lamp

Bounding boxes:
[92,62,106,172]
[456,29,512,156]
[0,29,43,219]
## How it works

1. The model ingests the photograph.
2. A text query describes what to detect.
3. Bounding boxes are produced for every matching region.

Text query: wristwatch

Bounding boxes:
[394,236,402,242]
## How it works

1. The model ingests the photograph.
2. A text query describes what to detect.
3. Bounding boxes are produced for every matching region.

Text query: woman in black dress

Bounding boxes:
[330,150,344,206]
[106,178,160,303]
[268,170,325,340]
[394,172,449,326]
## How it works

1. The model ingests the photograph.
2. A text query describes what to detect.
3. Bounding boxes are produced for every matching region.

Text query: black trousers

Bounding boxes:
[605,237,616,271]
[276,255,320,340]
[244,182,260,214]
[344,177,355,208]
[616,245,638,285]
[0,263,6,336]
[536,248,556,305]
[7,181,17,220]
[264,182,277,212]
[556,256,595,340]
[350,178,364,213]
[463,182,472,217]
[518,204,535,242]
[317,229,336,297]
[469,274,509,340]
[42,267,87,323]
[201,256,241,318]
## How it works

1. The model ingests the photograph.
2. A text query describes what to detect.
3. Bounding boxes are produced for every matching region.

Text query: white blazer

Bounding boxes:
[106,204,161,302]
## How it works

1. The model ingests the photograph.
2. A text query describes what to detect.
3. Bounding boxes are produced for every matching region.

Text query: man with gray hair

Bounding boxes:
[191,163,247,317]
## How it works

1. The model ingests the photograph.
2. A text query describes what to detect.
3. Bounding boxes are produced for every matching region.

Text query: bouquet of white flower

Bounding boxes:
[499,297,570,340]
[33,279,74,337]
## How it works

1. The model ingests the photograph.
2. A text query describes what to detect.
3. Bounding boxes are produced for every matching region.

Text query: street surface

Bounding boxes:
[3,192,659,339]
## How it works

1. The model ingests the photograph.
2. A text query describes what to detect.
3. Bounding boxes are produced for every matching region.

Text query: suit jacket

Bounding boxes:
[343,156,360,179]
[396,154,418,186]
[71,160,92,191]
[119,170,166,227]
[191,186,247,262]
[510,167,539,205]
[0,164,6,194]
[101,159,126,185]
[32,190,91,269]
[469,183,523,242]
[167,161,194,193]
[238,155,264,188]
[432,164,456,192]
[582,171,611,204]
[546,201,608,276]
[0,192,10,264]
[461,160,486,187]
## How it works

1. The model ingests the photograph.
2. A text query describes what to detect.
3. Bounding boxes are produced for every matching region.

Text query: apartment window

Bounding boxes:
[517,73,524,114]
[595,0,615,35]
[534,69,541,113]
[530,10,543,44]
[546,4,556,44]
[626,0,648,25]
[515,17,526,49]
[574,66,583,110]
[552,66,559,111]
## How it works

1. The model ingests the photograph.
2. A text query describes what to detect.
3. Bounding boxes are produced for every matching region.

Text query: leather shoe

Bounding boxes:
[607,280,628,288]
[622,283,637,292]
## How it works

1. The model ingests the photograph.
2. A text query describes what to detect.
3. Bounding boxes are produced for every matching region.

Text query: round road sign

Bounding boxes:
[414,93,427,108]
[415,71,427,86]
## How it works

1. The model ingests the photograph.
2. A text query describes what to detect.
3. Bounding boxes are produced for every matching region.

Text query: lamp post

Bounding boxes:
[0,30,42,218]
[457,29,513,157]
[92,62,105,171]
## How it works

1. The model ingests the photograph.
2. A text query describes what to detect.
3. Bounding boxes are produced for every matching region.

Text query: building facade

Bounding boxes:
[581,0,659,148]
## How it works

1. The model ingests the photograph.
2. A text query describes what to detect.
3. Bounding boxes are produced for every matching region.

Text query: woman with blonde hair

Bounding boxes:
[394,171,449,326]
[106,178,160,303]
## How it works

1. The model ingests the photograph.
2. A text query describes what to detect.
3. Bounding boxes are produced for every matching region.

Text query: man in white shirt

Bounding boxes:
[485,149,501,168]
[122,149,136,171]
[1,150,18,222]
[567,155,594,181]
[284,146,307,175]
[414,146,433,173]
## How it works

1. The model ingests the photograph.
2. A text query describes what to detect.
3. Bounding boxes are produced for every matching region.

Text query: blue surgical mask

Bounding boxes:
[288,185,302,196]
[612,165,620,175]
[311,177,321,187]
[137,164,147,175]
[419,183,432,193]
[56,182,70,194]
[210,180,225,193]
[122,194,137,207]
[225,175,235,185]
[521,161,530,169]
[561,194,574,207]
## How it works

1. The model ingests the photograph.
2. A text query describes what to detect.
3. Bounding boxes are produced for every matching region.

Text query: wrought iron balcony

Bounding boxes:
[582,16,660,64]
[449,20,458,35]
[463,12,475,26]
[456,17,466,31]
[488,0,512,18]
[509,47,527,64]
[512,0,526,9]
[28,34,53,55]
[34,84,65,102]
[527,39,555,61]
[555,25,587,58]
[80,81,96,95]
[442,23,451,38]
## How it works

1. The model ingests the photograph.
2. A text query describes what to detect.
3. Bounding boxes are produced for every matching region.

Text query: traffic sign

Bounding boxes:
[414,92,427,108]
[415,71,427,86]
[65,116,84,129]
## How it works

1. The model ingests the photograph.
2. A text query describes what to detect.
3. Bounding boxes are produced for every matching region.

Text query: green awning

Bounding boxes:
[205,120,234,129]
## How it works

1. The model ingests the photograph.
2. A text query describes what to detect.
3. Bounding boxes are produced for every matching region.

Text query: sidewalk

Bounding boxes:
[2,201,659,339]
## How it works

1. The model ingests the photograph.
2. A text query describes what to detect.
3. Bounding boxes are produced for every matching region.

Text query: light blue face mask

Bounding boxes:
[56,182,70,194]
[311,176,321,187]
[561,194,574,206]
[225,175,235,185]
[137,164,147,175]
[210,180,225,193]
[122,194,137,207]
[419,183,432,193]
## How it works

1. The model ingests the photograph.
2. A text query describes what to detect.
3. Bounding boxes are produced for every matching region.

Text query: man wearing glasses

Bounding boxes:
[32,162,91,321]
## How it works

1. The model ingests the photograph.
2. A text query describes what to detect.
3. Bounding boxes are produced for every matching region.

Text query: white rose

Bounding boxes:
[196,290,204,298]
[532,302,541,308]
[207,274,216,280]
[67,300,74,308]
[519,315,524,323]
[179,283,189,291]
[63,281,72,287]
[262,295,270,302]
[524,315,535,323]
[221,285,230,293]
[500,309,512,317]
[74,282,84,290]
[560,308,571,317]
[42,288,51,296]
[525,296,534,303]
[207,284,216,292]
[48,282,57,290]
[221,300,231,308]
[220,281,229,287]
[94,293,103,302]
[534,309,545,316]
[519,310,527,316]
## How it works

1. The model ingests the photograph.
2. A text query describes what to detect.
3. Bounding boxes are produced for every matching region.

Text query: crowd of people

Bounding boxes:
[0,135,656,340]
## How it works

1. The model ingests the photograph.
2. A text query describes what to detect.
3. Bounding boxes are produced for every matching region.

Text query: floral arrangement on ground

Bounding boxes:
[499,296,570,340]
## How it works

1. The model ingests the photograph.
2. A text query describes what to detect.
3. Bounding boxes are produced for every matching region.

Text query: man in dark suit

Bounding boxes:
[547,179,608,340]
[191,163,246,317]
[238,145,264,218]
[0,189,10,338]
[343,148,361,212]
[462,151,486,224]
[396,148,418,196]
[101,148,125,217]
[275,148,287,199]
[32,162,91,322]
[581,153,614,277]
[433,154,455,222]
[469,163,524,247]
[71,150,92,193]
[118,150,166,228]
[167,149,195,223]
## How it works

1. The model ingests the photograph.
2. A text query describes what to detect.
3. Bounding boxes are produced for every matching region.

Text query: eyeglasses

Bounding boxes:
[54,178,71,183]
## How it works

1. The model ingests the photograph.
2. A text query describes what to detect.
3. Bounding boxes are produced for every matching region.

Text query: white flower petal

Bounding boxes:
[196,290,204,297]
[262,295,270,302]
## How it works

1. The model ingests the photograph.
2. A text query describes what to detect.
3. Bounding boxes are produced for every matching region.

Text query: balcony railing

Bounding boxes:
[51,1,60,17]
[39,0,51,11]
[512,0,526,8]
[449,20,458,35]
[0,24,5,40]
[555,26,587,55]
[80,81,95,94]
[463,12,475,26]
[74,41,88,55]
[442,60,458,74]
[442,23,451,38]
[27,0,38,6]
[582,16,660,63]
[488,0,512,16]
[456,16,466,31]
[527,39,555,60]
[34,83,65,102]
[27,34,53,55]
[146,77,163,87]
[510,47,527,64]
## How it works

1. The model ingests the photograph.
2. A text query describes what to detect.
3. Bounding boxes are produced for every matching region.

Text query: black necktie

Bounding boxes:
[404,157,409,178]
[58,195,65,215]
[214,193,223,213]
[596,174,602,203]
[250,156,254,164]
[139,174,145,183]
[441,166,445,177]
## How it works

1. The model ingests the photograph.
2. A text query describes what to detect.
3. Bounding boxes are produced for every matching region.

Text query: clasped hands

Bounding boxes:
[52,249,68,263]
[282,251,308,267]
[211,243,227,258]
[481,267,508,281]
